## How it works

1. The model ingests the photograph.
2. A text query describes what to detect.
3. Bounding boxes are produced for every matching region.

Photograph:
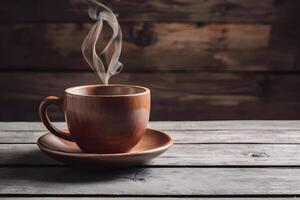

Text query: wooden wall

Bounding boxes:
[1,0,300,121]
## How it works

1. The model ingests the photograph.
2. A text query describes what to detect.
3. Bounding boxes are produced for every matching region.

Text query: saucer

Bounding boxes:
[37,128,173,168]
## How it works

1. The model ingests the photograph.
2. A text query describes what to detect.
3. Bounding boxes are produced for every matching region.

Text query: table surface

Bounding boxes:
[1,121,300,199]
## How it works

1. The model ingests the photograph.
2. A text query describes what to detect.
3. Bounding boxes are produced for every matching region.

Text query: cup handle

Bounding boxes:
[39,96,73,141]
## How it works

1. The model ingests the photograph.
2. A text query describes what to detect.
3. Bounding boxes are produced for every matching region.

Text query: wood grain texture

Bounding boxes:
[1,1,300,121]
[1,2,300,122]
[0,0,293,23]
[1,72,300,121]
[1,121,300,197]
[2,143,300,166]
[2,23,290,71]
[1,167,300,195]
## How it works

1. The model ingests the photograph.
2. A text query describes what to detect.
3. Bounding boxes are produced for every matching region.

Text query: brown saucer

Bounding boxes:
[37,128,173,168]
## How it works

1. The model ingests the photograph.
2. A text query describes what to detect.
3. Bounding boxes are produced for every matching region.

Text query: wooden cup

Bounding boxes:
[39,84,151,153]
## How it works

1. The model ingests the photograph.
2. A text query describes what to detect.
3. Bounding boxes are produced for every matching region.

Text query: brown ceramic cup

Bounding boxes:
[39,84,151,153]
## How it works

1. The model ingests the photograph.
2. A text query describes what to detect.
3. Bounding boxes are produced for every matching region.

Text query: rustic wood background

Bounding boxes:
[1,0,300,121]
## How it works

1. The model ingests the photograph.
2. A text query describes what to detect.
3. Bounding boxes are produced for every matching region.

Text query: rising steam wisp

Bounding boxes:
[82,0,123,85]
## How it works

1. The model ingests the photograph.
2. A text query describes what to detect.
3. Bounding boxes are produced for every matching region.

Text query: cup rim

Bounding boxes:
[65,84,150,97]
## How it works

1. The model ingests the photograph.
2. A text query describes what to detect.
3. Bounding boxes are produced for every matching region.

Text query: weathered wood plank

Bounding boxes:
[2,23,289,71]
[1,167,300,195]
[1,72,300,121]
[2,144,300,166]
[2,121,300,131]
[168,130,300,144]
[2,129,300,144]
[0,0,292,23]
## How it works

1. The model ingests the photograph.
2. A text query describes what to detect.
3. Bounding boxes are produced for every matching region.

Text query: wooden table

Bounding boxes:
[1,121,300,199]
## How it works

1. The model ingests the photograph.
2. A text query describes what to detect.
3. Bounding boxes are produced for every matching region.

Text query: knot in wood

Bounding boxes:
[249,152,270,158]
[130,22,157,47]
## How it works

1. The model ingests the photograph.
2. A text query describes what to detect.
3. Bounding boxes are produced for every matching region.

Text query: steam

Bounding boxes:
[82,0,123,85]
